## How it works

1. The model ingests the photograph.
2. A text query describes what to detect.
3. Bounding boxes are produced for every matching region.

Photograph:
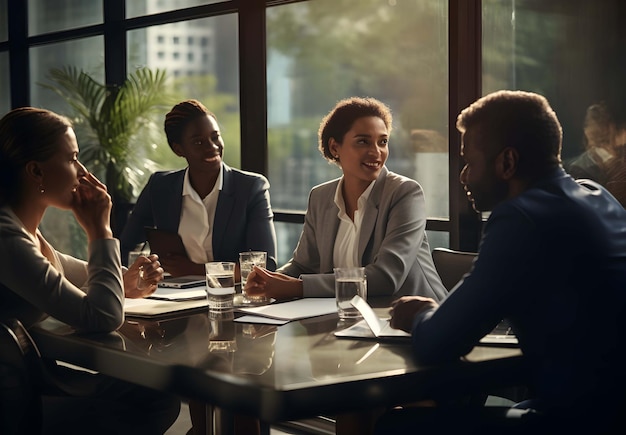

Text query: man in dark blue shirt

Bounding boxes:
[386,90,626,434]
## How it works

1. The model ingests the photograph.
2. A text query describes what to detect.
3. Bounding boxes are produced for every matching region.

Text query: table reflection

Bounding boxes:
[119,311,277,377]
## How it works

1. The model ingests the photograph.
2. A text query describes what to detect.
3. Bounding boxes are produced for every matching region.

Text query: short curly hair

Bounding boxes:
[318,97,393,164]
[456,90,562,177]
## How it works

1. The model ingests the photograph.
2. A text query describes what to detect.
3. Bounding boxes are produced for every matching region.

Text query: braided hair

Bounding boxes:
[163,99,217,151]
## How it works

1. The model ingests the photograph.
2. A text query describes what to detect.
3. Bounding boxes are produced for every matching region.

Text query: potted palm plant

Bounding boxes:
[41,66,172,201]
[40,66,173,234]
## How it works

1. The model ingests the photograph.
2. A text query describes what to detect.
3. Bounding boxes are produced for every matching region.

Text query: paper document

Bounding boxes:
[236,298,337,321]
[334,296,410,341]
[234,315,289,325]
[124,297,207,318]
[149,285,206,301]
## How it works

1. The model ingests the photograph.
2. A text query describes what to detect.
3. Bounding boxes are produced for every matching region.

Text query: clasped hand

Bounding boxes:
[124,254,164,298]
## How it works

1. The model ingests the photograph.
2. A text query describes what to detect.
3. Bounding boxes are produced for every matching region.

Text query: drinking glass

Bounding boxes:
[334,267,367,319]
[239,251,268,304]
[205,262,236,313]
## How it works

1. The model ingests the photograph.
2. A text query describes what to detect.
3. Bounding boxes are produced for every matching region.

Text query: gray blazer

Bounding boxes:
[278,167,447,301]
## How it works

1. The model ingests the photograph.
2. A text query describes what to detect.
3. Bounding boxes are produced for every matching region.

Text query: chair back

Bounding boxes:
[431,247,477,291]
[0,319,43,434]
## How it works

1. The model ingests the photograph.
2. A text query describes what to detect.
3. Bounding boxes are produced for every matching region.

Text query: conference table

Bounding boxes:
[29,296,527,434]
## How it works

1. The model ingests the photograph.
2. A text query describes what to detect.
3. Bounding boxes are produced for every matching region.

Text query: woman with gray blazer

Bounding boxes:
[246,97,446,302]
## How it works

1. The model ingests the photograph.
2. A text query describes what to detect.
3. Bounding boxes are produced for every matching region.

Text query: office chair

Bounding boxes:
[0,319,44,434]
[431,247,477,291]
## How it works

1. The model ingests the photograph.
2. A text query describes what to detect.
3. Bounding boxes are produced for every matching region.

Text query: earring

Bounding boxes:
[39,184,45,194]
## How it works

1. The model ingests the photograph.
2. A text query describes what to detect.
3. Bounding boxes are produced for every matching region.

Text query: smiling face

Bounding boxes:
[172,114,224,174]
[459,128,507,212]
[330,116,389,189]
[37,128,86,210]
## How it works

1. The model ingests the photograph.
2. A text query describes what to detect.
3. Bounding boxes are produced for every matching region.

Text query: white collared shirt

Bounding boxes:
[332,178,376,268]
[178,166,223,264]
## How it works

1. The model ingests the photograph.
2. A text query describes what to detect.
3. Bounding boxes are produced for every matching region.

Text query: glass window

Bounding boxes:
[127,14,240,175]
[0,52,9,115]
[483,0,626,206]
[30,36,104,259]
[28,0,102,36]
[0,0,7,41]
[267,0,449,255]
[30,37,104,113]
[126,0,222,18]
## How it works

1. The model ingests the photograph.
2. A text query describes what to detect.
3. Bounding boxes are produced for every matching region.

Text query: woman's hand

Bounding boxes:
[389,296,439,333]
[71,166,113,241]
[124,254,164,298]
[244,266,303,301]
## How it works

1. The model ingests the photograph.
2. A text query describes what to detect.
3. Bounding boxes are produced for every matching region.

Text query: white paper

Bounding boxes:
[148,285,207,301]
[236,298,337,321]
[124,297,208,317]
[334,296,411,341]
[233,315,289,325]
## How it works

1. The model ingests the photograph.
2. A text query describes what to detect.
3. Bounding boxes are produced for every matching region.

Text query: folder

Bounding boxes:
[144,227,188,258]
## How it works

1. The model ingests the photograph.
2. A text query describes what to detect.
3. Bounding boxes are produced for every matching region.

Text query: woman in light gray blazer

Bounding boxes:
[246,97,446,302]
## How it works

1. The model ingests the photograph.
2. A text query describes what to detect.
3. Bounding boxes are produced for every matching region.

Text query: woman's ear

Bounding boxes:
[171,142,185,158]
[329,138,340,159]
[24,161,44,184]
[497,147,519,180]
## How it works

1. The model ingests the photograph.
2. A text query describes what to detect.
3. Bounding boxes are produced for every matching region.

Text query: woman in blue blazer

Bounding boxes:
[120,100,277,275]
[246,97,446,302]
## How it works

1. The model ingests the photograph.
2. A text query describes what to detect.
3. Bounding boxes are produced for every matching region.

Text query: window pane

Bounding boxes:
[0,52,9,115]
[483,0,626,205]
[30,37,104,260]
[267,0,449,217]
[128,15,240,172]
[28,0,102,36]
[0,0,7,41]
[126,0,222,18]
[30,37,104,112]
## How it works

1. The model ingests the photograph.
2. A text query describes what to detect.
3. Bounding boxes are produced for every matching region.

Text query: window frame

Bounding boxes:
[2,0,484,251]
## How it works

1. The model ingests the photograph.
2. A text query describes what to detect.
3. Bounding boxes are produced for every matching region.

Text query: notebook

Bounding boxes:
[334,296,411,341]
[335,295,519,347]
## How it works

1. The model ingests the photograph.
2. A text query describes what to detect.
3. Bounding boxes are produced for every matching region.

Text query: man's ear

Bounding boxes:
[496,147,519,180]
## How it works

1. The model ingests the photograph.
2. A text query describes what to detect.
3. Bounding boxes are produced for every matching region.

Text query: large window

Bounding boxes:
[3,0,626,260]
[126,0,222,19]
[266,0,449,261]
[127,15,241,172]
[27,0,102,36]
[483,0,626,207]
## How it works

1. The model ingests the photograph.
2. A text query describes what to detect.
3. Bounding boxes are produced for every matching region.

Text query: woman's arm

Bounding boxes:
[244,175,278,271]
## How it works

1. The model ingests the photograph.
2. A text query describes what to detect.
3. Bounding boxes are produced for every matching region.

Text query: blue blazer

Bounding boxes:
[120,164,277,270]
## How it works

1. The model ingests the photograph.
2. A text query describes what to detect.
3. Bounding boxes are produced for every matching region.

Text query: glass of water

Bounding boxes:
[205,262,236,313]
[239,251,268,304]
[334,267,367,319]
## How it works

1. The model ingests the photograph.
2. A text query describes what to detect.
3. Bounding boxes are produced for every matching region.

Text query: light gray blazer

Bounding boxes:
[278,167,447,301]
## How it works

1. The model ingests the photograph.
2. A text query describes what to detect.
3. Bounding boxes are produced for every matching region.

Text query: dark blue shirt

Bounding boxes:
[411,167,626,421]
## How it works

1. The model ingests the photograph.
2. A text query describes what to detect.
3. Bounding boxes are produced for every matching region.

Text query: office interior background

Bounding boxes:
[1,0,625,265]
